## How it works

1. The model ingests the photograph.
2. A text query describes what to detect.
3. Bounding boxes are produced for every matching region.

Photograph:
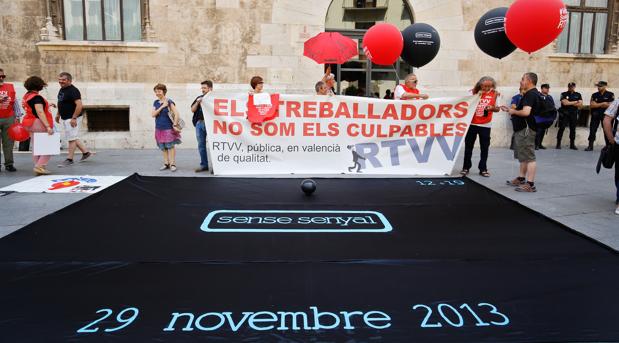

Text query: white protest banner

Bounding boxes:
[202,93,480,175]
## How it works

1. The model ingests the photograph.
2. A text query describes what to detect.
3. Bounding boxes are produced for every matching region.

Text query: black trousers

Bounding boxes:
[557,112,577,143]
[463,125,491,172]
[588,113,609,144]
[535,121,552,147]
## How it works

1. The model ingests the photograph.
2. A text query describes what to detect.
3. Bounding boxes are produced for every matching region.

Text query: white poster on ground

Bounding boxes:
[0,175,127,194]
[202,93,480,175]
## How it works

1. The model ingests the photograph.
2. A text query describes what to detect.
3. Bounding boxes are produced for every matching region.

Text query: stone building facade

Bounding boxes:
[1,0,618,148]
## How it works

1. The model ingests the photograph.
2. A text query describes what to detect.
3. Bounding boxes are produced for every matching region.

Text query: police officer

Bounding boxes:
[586,81,614,151]
[557,82,582,150]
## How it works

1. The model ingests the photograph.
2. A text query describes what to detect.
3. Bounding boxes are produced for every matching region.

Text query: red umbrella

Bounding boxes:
[303,32,358,65]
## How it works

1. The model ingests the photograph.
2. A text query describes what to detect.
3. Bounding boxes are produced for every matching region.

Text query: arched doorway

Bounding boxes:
[325,0,414,97]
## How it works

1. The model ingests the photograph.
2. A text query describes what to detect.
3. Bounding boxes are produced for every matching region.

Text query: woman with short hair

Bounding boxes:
[151,83,181,172]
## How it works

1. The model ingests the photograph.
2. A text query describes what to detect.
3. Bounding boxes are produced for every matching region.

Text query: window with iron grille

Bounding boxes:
[556,0,616,54]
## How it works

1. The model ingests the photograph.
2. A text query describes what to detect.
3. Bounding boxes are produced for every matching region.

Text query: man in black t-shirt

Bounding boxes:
[190,80,212,173]
[586,81,614,151]
[557,82,582,150]
[500,72,540,193]
[55,72,92,166]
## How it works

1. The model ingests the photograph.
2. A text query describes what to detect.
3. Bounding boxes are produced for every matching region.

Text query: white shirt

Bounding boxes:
[605,99,619,143]
[394,85,408,100]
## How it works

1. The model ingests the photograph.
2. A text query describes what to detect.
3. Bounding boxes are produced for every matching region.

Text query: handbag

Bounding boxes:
[596,144,615,174]
[168,109,185,131]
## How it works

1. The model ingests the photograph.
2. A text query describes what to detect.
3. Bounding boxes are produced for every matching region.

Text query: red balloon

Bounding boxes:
[8,123,30,142]
[362,23,403,66]
[505,0,567,53]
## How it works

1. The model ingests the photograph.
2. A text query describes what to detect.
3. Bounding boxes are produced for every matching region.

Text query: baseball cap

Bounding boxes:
[596,81,608,87]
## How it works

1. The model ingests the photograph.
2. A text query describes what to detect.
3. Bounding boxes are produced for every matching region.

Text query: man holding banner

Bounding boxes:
[394,74,429,101]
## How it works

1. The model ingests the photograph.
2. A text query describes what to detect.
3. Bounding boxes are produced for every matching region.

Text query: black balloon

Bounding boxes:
[301,179,316,196]
[474,7,516,59]
[400,23,440,68]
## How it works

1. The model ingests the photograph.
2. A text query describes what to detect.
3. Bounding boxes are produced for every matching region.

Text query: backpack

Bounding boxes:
[536,93,557,120]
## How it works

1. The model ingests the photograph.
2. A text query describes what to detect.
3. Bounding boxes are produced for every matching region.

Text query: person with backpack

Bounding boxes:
[534,84,557,150]
[500,72,540,193]
[602,98,619,215]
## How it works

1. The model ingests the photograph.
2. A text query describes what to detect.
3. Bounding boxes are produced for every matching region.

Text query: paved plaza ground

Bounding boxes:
[0,147,617,250]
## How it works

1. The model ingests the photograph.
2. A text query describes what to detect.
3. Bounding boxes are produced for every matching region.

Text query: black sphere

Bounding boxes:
[301,179,317,196]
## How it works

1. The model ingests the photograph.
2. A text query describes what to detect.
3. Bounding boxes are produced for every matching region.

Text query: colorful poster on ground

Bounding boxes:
[202,93,480,175]
[0,175,127,194]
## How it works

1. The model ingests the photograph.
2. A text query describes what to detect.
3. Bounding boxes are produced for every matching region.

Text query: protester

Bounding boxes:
[534,84,557,150]
[55,72,92,166]
[151,83,181,172]
[587,81,614,151]
[500,73,540,192]
[250,76,264,94]
[315,81,329,96]
[510,88,524,110]
[602,98,619,215]
[321,66,336,95]
[557,82,582,150]
[20,76,55,175]
[394,73,429,100]
[0,67,21,172]
[461,76,499,177]
[191,80,212,173]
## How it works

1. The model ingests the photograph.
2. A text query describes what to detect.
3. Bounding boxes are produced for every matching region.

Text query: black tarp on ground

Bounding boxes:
[0,174,618,342]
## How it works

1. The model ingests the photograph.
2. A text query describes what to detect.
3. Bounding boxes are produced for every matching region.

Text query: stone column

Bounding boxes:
[40,0,61,41]
[142,0,157,42]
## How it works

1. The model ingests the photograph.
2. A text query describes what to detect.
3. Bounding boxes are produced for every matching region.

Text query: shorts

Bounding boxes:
[61,118,81,141]
[513,128,536,162]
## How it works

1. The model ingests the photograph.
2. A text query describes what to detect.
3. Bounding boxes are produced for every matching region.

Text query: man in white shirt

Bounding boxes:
[394,73,429,100]
[602,99,619,214]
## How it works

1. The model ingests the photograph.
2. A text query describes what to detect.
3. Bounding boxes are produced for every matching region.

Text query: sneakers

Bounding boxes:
[5,165,16,172]
[506,177,526,186]
[615,206,619,215]
[515,183,537,192]
[195,166,209,173]
[58,159,74,167]
[80,151,92,161]
[159,164,170,171]
[33,166,51,176]
[170,164,177,172]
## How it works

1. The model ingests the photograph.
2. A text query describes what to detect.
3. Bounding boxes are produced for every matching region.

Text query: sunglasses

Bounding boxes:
[0,75,6,79]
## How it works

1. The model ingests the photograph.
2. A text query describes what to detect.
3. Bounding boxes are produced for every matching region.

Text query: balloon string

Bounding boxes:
[392,64,400,84]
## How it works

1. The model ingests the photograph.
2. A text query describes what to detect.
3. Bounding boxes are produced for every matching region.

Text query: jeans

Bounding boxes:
[195,120,208,169]
[0,115,15,167]
[463,125,491,171]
